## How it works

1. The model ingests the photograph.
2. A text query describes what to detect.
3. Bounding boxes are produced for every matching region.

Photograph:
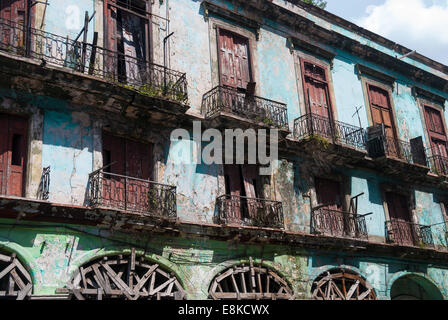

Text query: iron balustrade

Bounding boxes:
[426,147,448,176]
[293,113,366,150]
[385,219,434,247]
[201,86,288,129]
[216,195,284,229]
[37,166,50,201]
[88,170,177,218]
[367,135,417,164]
[311,207,369,240]
[0,18,188,104]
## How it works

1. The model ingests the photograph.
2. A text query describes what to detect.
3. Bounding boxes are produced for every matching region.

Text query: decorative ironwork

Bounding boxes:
[0,18,188,103]
[37,166,50,200]
[68,252,186,300]
[293,113,366,150]
[88,170,177,218]
[312,268,377,300]
[216,195,284,229]
[201,86,288,129]
[367,135,416,163]
[0,251,33,300]
[426,148,448,176]
[311,207,369,240]
[209,257,294,300]
[385,219,434,247]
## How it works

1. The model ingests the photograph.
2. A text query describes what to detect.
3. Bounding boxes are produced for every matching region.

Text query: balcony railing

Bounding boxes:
[0,18,188,103]
[202,86,288,129]
[426,148,448,176]
[293,113,366,150]
[88,170,177,218]
[385,219,434,247]
[367,135,418,163]
[311,207,369,240]
[215,195,284,229]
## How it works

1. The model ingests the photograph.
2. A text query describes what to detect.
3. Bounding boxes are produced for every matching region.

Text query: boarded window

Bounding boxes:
[301,61,333,119]
[0,113,28,197]
[218,28,251,90]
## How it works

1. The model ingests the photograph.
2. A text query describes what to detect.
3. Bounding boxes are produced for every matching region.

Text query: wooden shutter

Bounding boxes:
[218,29,251,89]
[367,85,396,139]
[315,177,341,211]
[0,114,8,195]
[125,139,151,180]
[104,0,118,53]
[302,61,332,119]
[386,192,415,246]
[102,133,125,175]
[424,106,447,155]
[224,164,241,198]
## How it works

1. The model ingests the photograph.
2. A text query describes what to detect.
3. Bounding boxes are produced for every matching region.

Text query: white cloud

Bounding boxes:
[355,0,448,64]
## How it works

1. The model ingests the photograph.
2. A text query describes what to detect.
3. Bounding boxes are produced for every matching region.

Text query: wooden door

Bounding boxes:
[241,164,260,221]
[386,192,415,246]
[218,29,251,90]
[424,106,448,173]
[315,177,344,236]
[102,133,126,209]
[367,84,400,157]
[125,139,151,212]
[224,164,242,224]
[0,113,27,197]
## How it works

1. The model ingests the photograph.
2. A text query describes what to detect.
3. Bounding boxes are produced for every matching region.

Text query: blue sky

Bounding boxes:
[324,0,448,65]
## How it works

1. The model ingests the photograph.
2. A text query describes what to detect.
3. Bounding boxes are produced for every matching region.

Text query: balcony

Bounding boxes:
[311,207,369,240]
[385,219,434,248]
[201,86,288,129]
[0,18,188,104]
[293,113,366,150]
[88,170,177,219]
[215,195,284,229]
[426,148,448,177]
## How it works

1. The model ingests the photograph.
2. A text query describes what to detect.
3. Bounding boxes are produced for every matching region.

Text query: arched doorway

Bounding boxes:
[0,250,32,300]
[209,258,294,300]
[68,252,186,300]
[390,275,443,300]
[311,268,377,300]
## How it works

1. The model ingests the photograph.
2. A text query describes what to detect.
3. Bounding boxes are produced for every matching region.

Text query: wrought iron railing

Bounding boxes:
[0,18,188,103]
[293,113,366,150]
[88,170,177,218]
[367,135,416,163]
[385,219,434,247]
[426,147,448,176]
[216,195,284,229]
[311,207,369,240]
[201,86,288,129]
[37,166,50,200]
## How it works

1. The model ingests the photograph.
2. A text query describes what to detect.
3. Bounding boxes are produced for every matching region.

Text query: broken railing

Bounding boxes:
[293,113,366,150]
[88,170,177,218]
[202,86,288,129]
[0,18,188,104]
[37,166,50,201]
[311,206,370,240]
[426,147,448,176]
[385,219,434,247]
[216,195,284,229]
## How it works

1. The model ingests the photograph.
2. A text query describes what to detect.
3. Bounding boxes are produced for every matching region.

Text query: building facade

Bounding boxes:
[0,0,448,300]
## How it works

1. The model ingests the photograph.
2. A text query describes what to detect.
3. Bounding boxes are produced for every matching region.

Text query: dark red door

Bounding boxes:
[102,133,126,209]
[218,29,251,90]
[0,113,28,197]
[224,164,243,224]
[386,192,415,246]
[315,177,344,236]
[367,85,400,158]
[424,106,448,174]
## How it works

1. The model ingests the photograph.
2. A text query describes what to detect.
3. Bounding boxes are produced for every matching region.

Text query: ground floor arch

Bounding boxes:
[390,274,443,300]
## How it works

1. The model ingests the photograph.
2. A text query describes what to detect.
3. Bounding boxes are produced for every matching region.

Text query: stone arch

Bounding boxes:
[66,248,186,300]
[311,268,377,300]
[208,257,294,300]
[389,273,443,300]
[0,248,33,300]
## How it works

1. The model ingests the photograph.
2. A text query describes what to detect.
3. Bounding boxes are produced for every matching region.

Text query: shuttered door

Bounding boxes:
[125,139,151,212]
[241,164,260,220]
[386,192,415,246]
[0,113,28,197]
[315,177,344,237]
[367,85,400,158]
[102,133,126,209]
[218,29,251,90]
[224,164,242,223]
[0,0,27,50]
[303,62,332,118]
[424,106,448,155]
